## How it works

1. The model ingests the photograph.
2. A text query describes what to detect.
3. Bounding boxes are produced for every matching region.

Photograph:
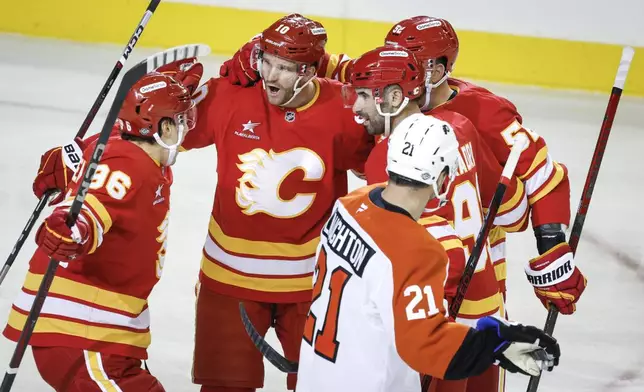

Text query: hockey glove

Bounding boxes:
[35,208,92,261]
[156,57,204,95]
[525,242,587,315]
[219,35,261,86]
[476,316,560,376]
[33,138,85,205]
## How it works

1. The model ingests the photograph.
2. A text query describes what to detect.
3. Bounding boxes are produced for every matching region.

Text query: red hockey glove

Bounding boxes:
[525,243,587,315]
[35,208,92,261]
[33,138,85,205]
[219,35,261,86]
[156,57,204,95]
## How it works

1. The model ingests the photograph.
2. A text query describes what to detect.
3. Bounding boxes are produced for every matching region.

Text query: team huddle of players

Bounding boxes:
[3,12,587,392]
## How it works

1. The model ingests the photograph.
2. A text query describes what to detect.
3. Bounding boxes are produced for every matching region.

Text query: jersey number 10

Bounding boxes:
[303,246,352,363]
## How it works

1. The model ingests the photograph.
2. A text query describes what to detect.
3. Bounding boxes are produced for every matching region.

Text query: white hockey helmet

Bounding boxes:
[387,113,459,203]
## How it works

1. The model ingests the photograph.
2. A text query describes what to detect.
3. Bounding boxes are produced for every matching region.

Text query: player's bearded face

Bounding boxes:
[260,53,302,106]
[351,89,386,136]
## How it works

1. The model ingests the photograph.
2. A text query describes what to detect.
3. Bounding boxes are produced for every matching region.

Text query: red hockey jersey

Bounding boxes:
[364,110,528,320]
[443,78,570,292]
[182,77,374,303]
[4,136,173,359]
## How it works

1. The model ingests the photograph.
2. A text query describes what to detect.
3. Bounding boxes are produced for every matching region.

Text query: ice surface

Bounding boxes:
[0,34,642,391]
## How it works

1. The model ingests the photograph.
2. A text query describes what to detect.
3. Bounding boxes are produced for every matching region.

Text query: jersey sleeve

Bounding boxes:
[316,52,352,83]
[55,153,147,254]
[478,97,570,227]
[418,216,466,304]
[374,237,471,379]
[180,77,223,151]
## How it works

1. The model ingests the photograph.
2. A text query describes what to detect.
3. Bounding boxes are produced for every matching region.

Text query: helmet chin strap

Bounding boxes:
[280,75,314,107]
[153,123,186,166]
[423,166,457,214]
[376,97,410,137]
[420,71,451,112]
[257,55,314,108]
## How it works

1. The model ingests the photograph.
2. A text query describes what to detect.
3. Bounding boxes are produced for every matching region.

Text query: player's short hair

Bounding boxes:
[387,171,430,189]
[121,118,170,144]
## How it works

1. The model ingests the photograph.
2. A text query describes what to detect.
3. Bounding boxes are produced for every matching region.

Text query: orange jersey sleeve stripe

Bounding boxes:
[208,216,319,258]
[7,307,150,348]
[200,254,313,293]
[23,272,146,315]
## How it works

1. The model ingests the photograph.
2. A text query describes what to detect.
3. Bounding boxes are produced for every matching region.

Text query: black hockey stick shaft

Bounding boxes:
[0,0,161,288]
[239,303,299,373]
[0,41,209,391]
[420,134,529,391]
[526,46,635,392]
[0,17,159,392]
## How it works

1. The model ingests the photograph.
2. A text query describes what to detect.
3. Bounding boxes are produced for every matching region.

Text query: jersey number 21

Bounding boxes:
[302,246,351,363]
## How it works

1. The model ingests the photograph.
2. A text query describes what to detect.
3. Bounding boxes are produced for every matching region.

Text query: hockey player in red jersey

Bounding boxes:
[218,14,352,87]
[383,17,586,313]
[179,14,373,392]
[4,72,197,391]
[297,112,560,392]
[222,18,587,332]
[344,44,534,392]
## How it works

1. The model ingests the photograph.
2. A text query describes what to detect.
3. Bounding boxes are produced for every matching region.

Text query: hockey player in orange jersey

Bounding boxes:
[4,72,197,391]
[296,111,561,392]
[176,14,374,392]
[344,44,532,392]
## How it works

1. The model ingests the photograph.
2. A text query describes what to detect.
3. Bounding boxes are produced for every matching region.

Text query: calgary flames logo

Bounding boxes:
[235,148,325,218]
[156,211,170,279]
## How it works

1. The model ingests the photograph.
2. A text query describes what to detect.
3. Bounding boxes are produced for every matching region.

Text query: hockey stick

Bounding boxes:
[0,0,161,288]
[526,46,636,392]
[0,42,210,391]
[239,303,299,373]
[238,136,532,378]
[419,134,530,391]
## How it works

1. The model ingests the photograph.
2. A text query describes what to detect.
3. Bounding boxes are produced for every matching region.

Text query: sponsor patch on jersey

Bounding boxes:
[322,210,375,277]
[139,81,167,94]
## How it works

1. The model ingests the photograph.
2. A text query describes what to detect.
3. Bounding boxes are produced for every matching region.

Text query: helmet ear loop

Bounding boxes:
[376,97,410,137]
[432,166,456,207]
[281,64,315,107]
[153,117,187,166]
[420,59,451,111]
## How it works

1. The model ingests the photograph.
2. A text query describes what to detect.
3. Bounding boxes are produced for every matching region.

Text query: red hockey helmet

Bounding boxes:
[385,16,459,73]
[259,13,327,68]
[343,45,424,107]
[118,72,196,138]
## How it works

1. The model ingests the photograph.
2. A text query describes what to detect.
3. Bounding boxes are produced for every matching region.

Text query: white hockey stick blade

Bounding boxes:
[146,44,212,72]
[614,46,635,90]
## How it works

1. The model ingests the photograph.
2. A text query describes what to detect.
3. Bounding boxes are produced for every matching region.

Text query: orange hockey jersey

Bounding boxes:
[298,185,472,391]
[3,137,173,360]
[182,77,374,303]
[364,110,528,321]
[444,78,570,292]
